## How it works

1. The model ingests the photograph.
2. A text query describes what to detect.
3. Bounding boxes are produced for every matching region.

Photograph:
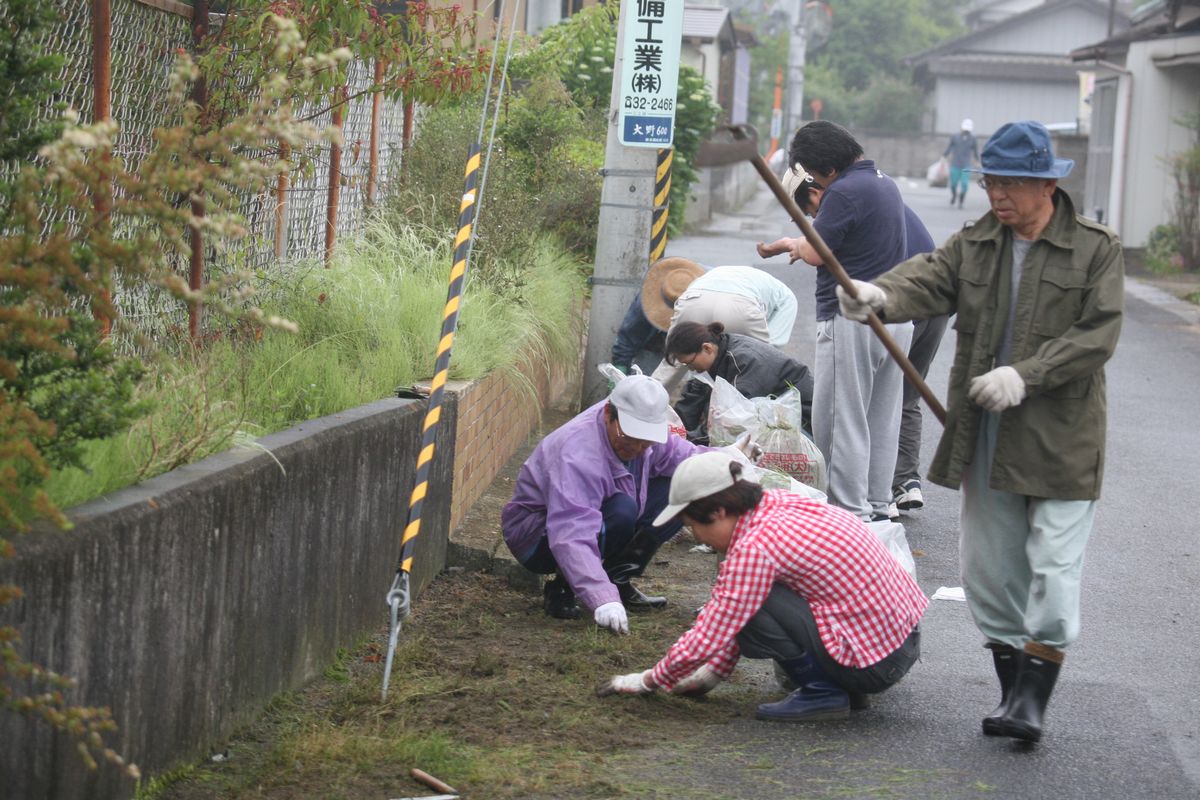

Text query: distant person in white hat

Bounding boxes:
[597,451,926,722]
[502,374,758,635]
[944,118,979,209]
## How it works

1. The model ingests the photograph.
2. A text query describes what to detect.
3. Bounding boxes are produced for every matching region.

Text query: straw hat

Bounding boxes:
[641,257,705,331]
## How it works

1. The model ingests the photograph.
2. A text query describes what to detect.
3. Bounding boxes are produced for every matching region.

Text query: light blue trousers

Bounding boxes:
[960,411,1096,649]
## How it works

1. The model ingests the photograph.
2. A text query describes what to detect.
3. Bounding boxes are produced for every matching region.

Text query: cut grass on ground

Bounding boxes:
[140,543,999,800]
[143,557,757,800]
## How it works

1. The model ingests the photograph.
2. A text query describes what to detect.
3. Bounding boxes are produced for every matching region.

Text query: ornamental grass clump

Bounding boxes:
[44,216,585,510]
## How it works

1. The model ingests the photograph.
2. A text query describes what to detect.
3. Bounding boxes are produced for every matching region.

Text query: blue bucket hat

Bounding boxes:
[971,120,1074,179]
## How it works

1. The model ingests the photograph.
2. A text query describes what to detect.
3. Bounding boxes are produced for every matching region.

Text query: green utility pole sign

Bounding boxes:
[618,0,683,148]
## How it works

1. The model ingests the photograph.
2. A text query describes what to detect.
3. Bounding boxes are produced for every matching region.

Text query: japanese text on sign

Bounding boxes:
[618,0,682,148]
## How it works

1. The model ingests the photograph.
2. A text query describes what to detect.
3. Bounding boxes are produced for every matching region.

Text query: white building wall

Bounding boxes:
[525,0,562,35]
[680,44,703,75]
[1117,40,1200,247]
[971,7,1113,53]
[935,76,1082,135]
[732,46,750,124]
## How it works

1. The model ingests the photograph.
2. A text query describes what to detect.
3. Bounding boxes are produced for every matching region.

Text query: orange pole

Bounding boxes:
[767,66,783,159]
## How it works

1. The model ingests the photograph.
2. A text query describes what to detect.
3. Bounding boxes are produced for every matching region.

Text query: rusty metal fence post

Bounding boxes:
[91,0,114,335]
[325,83,348,266]
[367,59,384,205]
[187,0,210,341]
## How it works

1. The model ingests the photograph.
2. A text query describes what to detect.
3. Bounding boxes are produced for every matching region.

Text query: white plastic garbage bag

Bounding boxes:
[705,376,826,492]
[926,157,949,188]
[864,520,917,581]
[723,443,828,503]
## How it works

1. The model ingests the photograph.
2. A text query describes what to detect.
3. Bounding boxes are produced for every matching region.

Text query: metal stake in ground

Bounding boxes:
[695,124,947,424]
[382,143,481,700]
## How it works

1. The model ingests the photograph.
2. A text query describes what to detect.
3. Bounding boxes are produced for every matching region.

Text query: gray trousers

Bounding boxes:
[893,314,950,487]
[961,411,1096,650]
[813,316,912,519]
[737,584,921,694]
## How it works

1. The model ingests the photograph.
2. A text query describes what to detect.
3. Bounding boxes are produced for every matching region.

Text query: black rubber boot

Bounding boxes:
[617,581,667,609]
[950,188,958,205]
[992,644,1063,743]
[542,575,580,620]
[603,529,667,610]
[981,642,1018,736]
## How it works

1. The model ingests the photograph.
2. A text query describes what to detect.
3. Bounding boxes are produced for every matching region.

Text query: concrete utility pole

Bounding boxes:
[581,3,658,407]
[785,1,807,141]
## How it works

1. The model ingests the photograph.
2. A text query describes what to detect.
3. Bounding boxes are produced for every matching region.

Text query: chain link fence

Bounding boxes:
[25,0,410,342]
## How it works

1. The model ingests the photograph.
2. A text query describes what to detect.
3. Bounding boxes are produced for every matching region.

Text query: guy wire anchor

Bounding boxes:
[381,570,411,700]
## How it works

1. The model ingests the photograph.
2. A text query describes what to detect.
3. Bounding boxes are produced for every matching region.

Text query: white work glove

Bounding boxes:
[593,601,629,635]
[670,664,723,696]
[721,431,763,464]
[968,366,1026,412]
[595,669,654,697]
[836,280,887,323]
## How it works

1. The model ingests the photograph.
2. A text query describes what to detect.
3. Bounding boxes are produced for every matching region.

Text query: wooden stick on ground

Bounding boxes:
[411,768,458,796]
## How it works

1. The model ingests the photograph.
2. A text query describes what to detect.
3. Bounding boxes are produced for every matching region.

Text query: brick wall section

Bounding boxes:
[444,354,576,533]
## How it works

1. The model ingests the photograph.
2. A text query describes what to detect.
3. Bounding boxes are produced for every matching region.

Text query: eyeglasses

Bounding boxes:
[613,419,653,449]
[978,176,1030,191]
[675,352,699,368]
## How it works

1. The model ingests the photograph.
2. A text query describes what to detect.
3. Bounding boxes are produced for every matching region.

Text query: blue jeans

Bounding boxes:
[522,476,682,574]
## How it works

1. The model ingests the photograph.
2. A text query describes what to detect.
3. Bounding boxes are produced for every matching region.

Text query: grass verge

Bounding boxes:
[44,219,584,510]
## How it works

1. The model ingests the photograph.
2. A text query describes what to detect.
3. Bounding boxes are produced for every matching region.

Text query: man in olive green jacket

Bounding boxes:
[837,121,1123,746]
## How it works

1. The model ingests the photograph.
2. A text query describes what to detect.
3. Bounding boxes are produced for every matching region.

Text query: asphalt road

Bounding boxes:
[649,175,1200,799]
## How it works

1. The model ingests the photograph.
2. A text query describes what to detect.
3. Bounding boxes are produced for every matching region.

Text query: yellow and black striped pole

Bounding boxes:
[649,147,673,262]
[383,142,481,699]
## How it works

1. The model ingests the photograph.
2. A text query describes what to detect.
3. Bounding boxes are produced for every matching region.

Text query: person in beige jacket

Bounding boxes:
[838,120,1124,745]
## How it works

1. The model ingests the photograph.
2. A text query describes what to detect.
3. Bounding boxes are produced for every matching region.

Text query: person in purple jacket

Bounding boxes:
[502,374,714,634]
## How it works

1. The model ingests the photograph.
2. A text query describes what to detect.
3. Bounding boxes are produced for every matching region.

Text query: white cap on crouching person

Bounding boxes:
[608,374,669,443]
[653,451,750,526]
[961,118,974,132]
[780,164,811,200]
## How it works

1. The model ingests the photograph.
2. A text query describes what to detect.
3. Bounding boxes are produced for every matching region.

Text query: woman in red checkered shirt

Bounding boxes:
[599,451,927,721]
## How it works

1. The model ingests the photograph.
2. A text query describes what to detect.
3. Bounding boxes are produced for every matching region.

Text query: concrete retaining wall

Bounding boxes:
[446,355,576,534]
[0,350,573,799]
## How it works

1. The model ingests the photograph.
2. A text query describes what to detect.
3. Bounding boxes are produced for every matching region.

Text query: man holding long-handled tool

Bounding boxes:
[756,121,914,524]
[838,121,1124,744]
